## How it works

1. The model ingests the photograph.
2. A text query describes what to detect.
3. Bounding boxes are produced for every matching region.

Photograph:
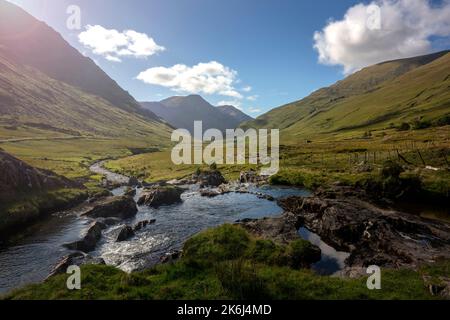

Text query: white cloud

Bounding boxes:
[314,0,450,74]
[137,61,243,98]
[248,107,262,114]
[242,86,252,92]
[247,95,259,101]
[78,25,165,62]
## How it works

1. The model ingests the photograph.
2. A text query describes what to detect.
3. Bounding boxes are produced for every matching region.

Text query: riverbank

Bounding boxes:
[5,224,450,300]
[3,162,450,299]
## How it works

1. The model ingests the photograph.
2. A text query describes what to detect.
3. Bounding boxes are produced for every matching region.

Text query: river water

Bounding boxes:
[0,175,349,295]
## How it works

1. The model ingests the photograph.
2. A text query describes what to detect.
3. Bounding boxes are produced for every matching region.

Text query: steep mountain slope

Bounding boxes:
[0,49,171,140]
[141,95,250,133]
[243,51,450,139]
[0,0,158,120]
[0,1,171,141]
[217,105,253,123]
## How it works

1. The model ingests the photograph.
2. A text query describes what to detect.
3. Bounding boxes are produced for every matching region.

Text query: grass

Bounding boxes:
[5,224,448,300]
[0,188,88,239]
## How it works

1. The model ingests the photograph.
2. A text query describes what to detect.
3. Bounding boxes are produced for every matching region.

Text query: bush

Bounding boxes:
[209,162,217,171]
[432,115,450,127]
[381,160,404,180]
[411,119,431,130]
[397,122,411,131]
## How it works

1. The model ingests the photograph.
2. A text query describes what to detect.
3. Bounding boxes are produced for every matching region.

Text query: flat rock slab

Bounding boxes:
[279,189,450,269]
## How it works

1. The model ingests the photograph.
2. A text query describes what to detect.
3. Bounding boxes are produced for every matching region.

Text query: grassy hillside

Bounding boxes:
[242,51,450,141]
[0,0,158,120]
[0,51,171,141]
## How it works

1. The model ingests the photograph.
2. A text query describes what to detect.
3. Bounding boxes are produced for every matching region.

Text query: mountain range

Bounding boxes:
[141,95,253,133]
[243,50,450,141]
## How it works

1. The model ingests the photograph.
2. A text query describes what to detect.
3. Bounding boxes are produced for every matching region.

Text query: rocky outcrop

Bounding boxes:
[64,221,106,252]
[279,187,450,269]
[237,212,302,245]
[116,225,135,242]
[81,195,138,219]
[137,186,183,208]
[46,252,105,279]
[239,170,268,184]
[193,170,227,187]
[0,150,83,202]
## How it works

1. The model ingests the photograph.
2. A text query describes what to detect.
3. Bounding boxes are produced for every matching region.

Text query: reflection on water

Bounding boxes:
[299,227,350,275]
[0,185,310,294]
[96,185,311,272]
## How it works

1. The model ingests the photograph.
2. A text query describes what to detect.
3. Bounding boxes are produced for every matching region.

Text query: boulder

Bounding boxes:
[64,221,106,252]
[134,219,156,231]
[194,170,227,187]
[237,212,302,245]
[128,177,140,187]
[137,186,183,208]
[81,195,138,219]
[239,170,267,184]
[124,187,136,197]
[200,190,221,198]
[116,225,135,242]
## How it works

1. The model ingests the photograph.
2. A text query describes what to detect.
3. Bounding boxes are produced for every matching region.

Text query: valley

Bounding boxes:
[0,0,449,302]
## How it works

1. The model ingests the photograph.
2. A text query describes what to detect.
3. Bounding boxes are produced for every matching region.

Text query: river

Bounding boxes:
[0,164,349,295]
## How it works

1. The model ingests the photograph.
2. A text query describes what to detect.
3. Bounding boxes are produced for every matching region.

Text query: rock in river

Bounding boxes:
[116,225,135,242]
[194,170,227,187]
[137,186,183,208]
[64,221,106,253]
[81,195,138,219]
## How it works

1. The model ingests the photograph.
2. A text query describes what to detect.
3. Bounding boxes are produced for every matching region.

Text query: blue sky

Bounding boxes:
[8,0,450,116]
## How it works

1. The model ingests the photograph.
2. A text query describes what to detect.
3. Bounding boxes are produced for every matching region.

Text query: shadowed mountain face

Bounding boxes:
[141,95,253,133]
[242,50,450,139]
[0,0,171,140]
[0,0,158,121]
[217,105,253,123]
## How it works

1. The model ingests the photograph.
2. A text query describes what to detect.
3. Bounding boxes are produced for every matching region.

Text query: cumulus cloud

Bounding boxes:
[248,107,262,114]
[242,86,252,92]
[314,0,450,74]
[137,61,243,98]
[246,95,259,101]
[78,25,165,62]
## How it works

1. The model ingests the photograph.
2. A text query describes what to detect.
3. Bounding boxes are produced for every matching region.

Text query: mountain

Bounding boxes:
[0,0,171,140]
[217,105,253,123]
[242,51,450,140]
[141,95,252,133]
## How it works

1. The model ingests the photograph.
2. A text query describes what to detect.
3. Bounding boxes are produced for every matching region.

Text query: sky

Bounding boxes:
[7,0,450,116]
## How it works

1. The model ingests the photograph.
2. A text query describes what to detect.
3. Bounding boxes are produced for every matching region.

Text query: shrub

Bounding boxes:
[397,122,411,131]
[411,119,431,130]
[381,160,404,180]
[432,115,450,127]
